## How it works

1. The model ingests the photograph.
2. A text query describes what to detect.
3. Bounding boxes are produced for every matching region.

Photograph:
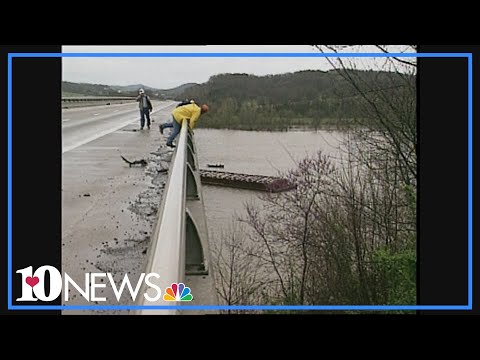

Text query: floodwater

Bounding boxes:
[194,128,345,247]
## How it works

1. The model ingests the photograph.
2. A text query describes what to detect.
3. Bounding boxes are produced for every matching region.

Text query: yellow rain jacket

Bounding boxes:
[172,103,202,129]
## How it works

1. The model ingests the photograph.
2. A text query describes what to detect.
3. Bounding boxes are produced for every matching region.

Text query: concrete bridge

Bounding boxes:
[62,101,216,314]
[62,100,294,314]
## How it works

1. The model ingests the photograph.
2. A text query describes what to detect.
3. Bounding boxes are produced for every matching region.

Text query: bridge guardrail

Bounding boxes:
[62,97,136,102]
[135,120,208,314]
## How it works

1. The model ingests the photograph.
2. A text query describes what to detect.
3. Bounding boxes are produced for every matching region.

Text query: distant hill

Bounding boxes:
[62,82,197,99]
[165,83,197,97]
[62,82,123,97]
[109,84,151,92]
[178,70,415,130]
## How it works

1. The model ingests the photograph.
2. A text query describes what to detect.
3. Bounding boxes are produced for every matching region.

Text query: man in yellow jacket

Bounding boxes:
[160,102,209,148]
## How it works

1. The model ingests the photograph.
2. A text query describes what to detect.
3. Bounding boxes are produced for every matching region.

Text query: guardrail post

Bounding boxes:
[187,143,196,171]
[187,132,195,154]
[185,210,207,275]
[186,163,199,200]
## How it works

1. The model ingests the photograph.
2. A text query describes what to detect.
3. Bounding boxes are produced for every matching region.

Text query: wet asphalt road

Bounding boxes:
[62,101,177,314]
[62,101,173,153]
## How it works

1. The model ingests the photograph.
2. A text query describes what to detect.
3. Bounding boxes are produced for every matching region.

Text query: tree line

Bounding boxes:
[179,70,415,130]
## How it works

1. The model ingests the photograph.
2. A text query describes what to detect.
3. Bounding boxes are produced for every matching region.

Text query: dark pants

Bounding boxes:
[140,108,151,128]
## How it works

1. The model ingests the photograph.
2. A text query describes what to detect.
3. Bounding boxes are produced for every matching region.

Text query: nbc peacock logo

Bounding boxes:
[163,283,193,301]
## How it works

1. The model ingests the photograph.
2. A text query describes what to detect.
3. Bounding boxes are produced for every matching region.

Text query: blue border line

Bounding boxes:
[7,52,473,311]
[468,54,473,308]
[7,52,474,58]
[8,54,13,310]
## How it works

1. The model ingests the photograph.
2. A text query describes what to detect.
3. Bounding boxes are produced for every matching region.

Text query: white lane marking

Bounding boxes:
[150,103,172,115]
[63,118,137,153]
[62,102,173,154]
[93,113,100,116]
[63,118,71,122]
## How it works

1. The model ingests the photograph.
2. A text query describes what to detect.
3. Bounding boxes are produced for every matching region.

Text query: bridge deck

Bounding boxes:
[199,169,294,192]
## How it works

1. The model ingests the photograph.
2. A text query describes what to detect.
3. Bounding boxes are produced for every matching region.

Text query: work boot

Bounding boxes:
[166,142,176,148]
[159,125,164,134]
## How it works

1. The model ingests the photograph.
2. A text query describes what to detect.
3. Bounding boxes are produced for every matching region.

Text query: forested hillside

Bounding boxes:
[179,70,414,130]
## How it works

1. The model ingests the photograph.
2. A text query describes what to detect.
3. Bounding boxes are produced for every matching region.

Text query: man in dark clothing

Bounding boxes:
[136,88,153,130]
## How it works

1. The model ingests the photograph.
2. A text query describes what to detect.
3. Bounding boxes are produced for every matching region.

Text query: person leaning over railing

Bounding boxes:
[159,103,209,148]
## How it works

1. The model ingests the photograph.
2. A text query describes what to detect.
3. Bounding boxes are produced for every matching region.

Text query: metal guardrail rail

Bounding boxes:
[135,120,208,314]
[62,97,136,102]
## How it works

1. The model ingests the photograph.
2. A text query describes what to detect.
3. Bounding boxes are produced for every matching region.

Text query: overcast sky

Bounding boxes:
[62,45,415,89]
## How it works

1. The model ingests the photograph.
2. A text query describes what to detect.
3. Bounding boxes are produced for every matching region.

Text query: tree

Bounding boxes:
[210,45,417,309]
[313,45,417,188]
[211,222,267,312]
